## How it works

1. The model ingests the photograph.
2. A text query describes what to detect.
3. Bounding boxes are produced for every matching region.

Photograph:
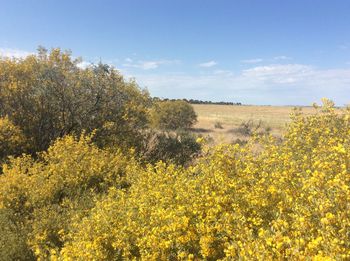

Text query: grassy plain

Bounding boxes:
[192,104,316,144]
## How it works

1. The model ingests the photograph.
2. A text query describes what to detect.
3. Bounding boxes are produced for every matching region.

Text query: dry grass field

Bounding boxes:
[191,104,316,144]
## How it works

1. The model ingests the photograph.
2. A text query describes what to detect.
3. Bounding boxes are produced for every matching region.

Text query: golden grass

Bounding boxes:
[192,104,316,144]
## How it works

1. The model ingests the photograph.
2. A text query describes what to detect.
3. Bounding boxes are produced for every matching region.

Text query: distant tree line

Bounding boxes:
[153,97,242,106]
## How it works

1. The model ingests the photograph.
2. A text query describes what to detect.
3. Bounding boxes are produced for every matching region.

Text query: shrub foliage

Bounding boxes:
[0,116,27,162]
[0,134,138,259]
[1,99,350,260]
[0,47,151,154]
[150,100,197,130]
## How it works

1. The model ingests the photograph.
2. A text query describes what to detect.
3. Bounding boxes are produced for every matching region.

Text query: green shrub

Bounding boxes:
[0,47,151,154]
[150,100,197,131]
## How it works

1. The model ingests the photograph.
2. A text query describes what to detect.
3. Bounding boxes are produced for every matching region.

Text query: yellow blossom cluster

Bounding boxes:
[61,100,350,260]
[0,116,27,161]
[0,134,136,260]
[1,99,350,260]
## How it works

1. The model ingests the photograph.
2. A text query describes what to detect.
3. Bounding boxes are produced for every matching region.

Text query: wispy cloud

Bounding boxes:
[199,60,217,67]
[123,59,179,70]
[242,64,313,84]
[1,47,349,105]
[241,58,263,64]
[0,48,33,59]
[131,63,350,105]
[213,69,234,77]
[273,55,292,60]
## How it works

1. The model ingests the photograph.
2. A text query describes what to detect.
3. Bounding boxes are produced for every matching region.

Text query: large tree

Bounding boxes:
[0,47,151,154]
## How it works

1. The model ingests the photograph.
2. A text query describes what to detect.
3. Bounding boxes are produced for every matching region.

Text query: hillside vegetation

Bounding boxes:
[0,48,350,260]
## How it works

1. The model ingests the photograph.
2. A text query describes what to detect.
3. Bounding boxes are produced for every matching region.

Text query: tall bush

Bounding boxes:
[0,47,151,154]
[150,100,197,130]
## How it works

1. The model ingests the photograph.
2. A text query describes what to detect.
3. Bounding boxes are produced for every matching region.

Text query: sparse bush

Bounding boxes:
[231,138,248,146]
[236,119,262,136]
[142,130,201,165]
[264,126,272,133]
[214,121,223,129]
[234,119,271,136]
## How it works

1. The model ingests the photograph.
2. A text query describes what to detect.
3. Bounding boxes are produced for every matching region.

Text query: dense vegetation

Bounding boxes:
[0,47,200,165]
[150,100,197,130]
[0,47,151,154]
[1,48,350,260]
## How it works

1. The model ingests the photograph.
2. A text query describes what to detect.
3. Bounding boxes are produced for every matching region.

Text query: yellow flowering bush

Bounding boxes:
[59,99,350,260]
[1,99,350,260]
[0,116,27,162]
[0,134,139,260]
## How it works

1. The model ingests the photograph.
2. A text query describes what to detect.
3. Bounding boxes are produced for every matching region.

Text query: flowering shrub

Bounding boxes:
[60,100,350,260]
[0,134,138,259]
[0,116,27,162]
[1,99,350,260]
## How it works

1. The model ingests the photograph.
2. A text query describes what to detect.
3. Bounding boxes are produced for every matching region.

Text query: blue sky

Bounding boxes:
[1,0,350,105]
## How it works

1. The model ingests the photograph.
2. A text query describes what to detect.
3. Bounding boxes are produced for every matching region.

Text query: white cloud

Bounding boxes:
[213,69,234,77]
[273,55,292,60]
[125,57,133,63]
[123,59,179,70]
[140,61,164,70]
[241,58,263,64]
[0,48,33,59]
[199,60,217,67]
[130,63,350,105]
[242,64,313,84]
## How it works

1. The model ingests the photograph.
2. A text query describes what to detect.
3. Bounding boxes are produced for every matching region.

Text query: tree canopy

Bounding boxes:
[150,100,197,130]
[0,47,151,154]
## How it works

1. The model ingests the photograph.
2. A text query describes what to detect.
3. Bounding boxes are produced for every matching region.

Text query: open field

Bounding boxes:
[192,104,317,144]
